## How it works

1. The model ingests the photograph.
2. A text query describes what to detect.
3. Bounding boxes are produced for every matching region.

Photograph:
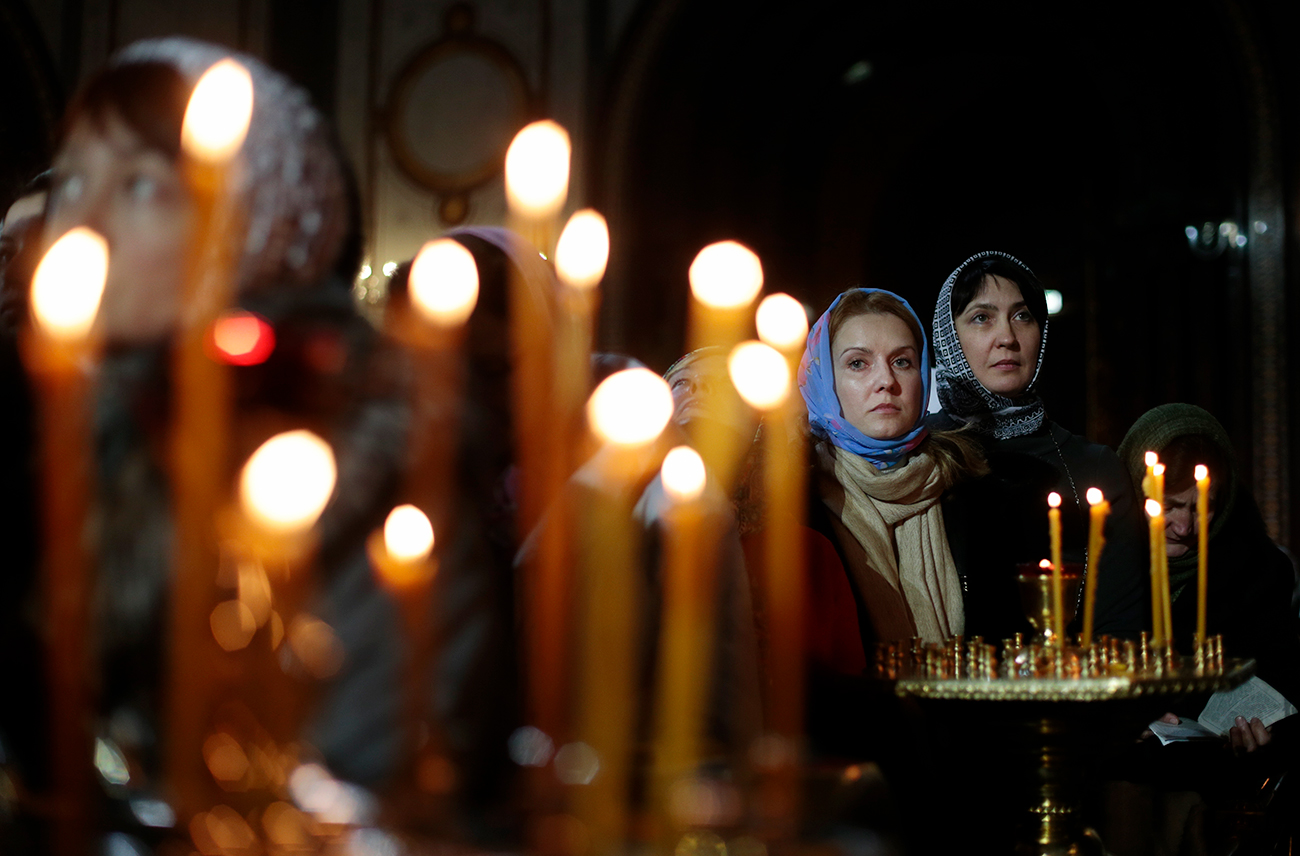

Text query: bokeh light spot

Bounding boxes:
[553,742,600,786]
[210,600,256,652]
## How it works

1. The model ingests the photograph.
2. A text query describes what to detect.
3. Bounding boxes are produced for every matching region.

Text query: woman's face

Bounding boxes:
[954,274,1041,397]
[1164,483,1217,558]
[831,311,923,440]
[45,111,194,344]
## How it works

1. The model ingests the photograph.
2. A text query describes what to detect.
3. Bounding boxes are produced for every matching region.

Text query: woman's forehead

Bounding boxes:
[973,273,1026,304]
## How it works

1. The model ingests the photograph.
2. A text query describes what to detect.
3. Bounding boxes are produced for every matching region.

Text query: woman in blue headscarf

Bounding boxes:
[800,288,985,645]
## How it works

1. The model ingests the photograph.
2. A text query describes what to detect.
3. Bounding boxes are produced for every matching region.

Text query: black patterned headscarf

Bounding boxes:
[932,250,1048,439]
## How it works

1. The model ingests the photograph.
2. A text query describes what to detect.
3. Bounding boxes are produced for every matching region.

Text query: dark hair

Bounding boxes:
[1161,434,1229,497]
[62,61,190,160]
[950,255,1048,327]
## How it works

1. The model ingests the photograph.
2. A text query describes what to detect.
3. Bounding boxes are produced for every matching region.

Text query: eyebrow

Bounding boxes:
[835,344,916,359]
[964,300,1028,314]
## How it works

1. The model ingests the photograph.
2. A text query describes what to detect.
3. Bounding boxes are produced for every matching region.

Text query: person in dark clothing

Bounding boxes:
[928,250,1148,641]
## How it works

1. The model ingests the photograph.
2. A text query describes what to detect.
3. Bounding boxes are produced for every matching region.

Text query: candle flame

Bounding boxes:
[756,293,808,351]
[1195,464,1208,482]
[384,504,435,563]
[1153,463,1165,477]
[1086,487,1104,506]
[240,429,336,533]
[30,227,109,339]
[728,340,790,410]
[1145,498,1162,518]
[661,446,706,503]
[1039,559,1053,570]
[504,120,571,217]
[555,209,609,290]
[409,238,479,326]
[1144,451,1158,467]
[587,368,673,446]
[1047,491,1062,508]
[181,58,254,163]
[689,241,763,309]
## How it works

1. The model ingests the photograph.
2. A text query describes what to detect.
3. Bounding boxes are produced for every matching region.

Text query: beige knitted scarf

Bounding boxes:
[816,442,963,643]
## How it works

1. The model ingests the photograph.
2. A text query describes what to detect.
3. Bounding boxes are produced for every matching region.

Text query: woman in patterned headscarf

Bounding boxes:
[799,287,985,646]
[929,251,1147,638]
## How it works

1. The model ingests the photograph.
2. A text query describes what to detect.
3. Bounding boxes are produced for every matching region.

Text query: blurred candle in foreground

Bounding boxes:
[240,430,337,534]
[728,340,790,411]
[653,445,710,820]
[1082,488,1109,646]
[30,228,109,341]
[26,227,109,856]
[578,369,672,850]
[409,238,479,328]
[181,59,254,163]
[1145,498,1166,643]
[1195,465,1210,645]
[687,241,763,495]
[755,293,809,354]
[504,119,570,254]
[170,55,255,821]
[555,209,610,291]
[731,336,804,833]
[1047,492,1064,646]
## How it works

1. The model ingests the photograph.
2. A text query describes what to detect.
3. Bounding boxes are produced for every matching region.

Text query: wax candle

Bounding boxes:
[730,333,805,835]
[1143,450,1158,500]
[1047,492,1064,645]
[1152,464,1172,643]
[652,446,710,830]
[1083,488,1109,646]
[686,242,764,496]
[168,57,254,821]
[575,369,673,850]
[1196,464,1210,645]
[1145,498,1165,643]
[25,227,109,856]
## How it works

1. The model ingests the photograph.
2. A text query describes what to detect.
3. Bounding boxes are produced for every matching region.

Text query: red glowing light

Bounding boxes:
[210,311,275,365]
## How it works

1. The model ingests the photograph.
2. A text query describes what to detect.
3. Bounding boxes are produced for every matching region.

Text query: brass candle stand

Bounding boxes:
[878,635,1251,855]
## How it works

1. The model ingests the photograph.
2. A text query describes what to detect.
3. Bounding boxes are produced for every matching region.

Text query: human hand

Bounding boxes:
[1140,712,1180,739]
[1228,716,1272,754]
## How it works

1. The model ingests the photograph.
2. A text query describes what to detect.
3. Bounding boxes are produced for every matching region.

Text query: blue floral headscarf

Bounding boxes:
[798,288,930,469]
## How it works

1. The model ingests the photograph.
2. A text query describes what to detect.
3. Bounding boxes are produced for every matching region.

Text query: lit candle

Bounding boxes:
[1082,488,1109,646]
[1145,498,1166,643]
[1195,464,1210,645]
[1153,464,1172,644]
[368,504,438,773]
[25,227,109,856]
[1142,450,1159,500]
[1047,492,1064,645]
[529,209,610,745]
[504,119,571,255]
[730,335,805,831]
[168,56,255,822]
[652,445,710,826]
[575,369,673,850]
[686,241,764,495]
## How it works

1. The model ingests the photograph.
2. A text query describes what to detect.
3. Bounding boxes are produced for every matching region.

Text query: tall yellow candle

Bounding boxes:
[1153,463,1172,642]
[1145,498,1165,643]
[1082,488,1109,646]
[686,241,764,497]
[575,369,674,851]
[651,446,710,831]
[1047,492,1064,645]
[25,227,109,856]
[1195,464,1210,645]
[168,58,254,822]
